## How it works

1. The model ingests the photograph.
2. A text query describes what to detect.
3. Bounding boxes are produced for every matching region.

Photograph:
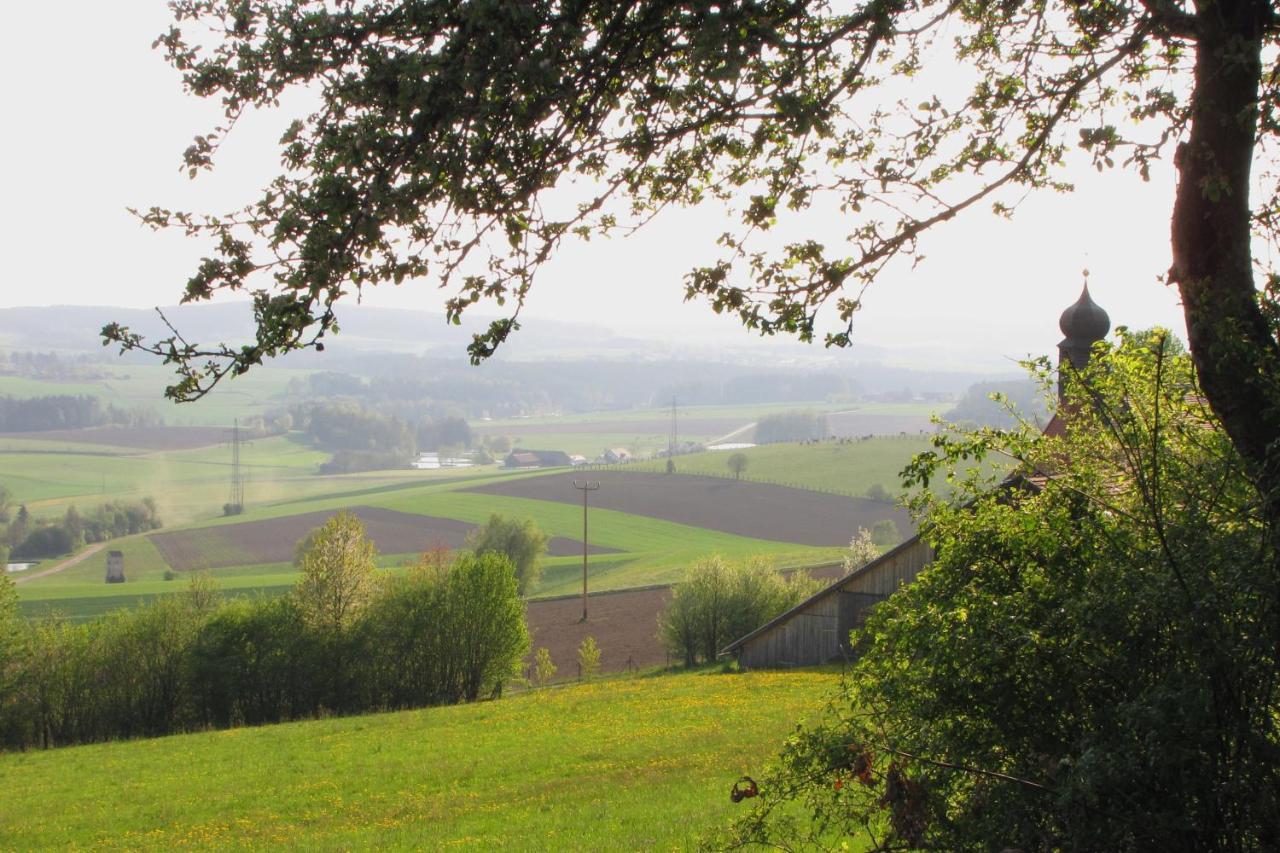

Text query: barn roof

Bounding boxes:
[719,534,926,657]
[719,471,1046,659]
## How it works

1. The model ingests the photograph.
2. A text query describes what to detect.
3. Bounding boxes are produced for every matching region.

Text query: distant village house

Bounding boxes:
[504,449,572,469]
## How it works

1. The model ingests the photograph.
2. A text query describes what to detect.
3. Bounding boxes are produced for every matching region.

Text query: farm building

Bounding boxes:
[722,284,1109,668]
[723,537,935,668]
[504,449,572,468]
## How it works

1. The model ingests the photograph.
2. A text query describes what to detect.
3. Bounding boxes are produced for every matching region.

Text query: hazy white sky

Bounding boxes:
[0,3,1190,370]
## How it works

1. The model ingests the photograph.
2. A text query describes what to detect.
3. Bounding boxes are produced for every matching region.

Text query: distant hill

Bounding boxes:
[0,303,1022,402]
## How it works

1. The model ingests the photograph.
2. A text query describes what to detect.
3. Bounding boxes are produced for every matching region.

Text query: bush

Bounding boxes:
[0,575,20,744]
[870,518,900,548]
[723,333,1280,850]
[188,596,332,727]
[577,637,600,681]
[363,551,529,705]
[11,525,75,559]
[293,510,379,631]
[466,514,548,596]
[864,482,890,502]
[754,410,829,444]
[533,647,556,687]
[659,556,817,667]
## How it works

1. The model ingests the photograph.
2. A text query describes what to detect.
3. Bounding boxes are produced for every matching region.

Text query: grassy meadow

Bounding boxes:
[0,363,309,427]
[0,668,844,851]
[630,436,936,497]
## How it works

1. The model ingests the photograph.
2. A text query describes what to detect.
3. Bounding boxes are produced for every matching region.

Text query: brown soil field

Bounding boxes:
[464,471,915,547]
[0,426,228,451]
[150,506,616,571]
[522,562,847,680]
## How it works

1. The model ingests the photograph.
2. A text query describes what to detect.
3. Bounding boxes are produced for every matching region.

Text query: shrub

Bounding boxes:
[293,510,379,631]
[466,514,548,595]
[577,637,600,681]
[843,528,880,574]
[363,550,529,705]
[723,333,1280,850]
[870,518,899,548]
[533,647,556,688]
[659,556,817,667]
[187,596,332,727]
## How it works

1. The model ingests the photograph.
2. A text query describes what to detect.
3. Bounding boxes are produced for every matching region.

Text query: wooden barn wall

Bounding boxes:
[737,538,935,669]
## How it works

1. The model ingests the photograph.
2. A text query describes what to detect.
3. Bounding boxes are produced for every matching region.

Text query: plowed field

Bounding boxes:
[149,506,616,571]
[523,562,846,678]
[0,426,227,451]
[465,470,914,547]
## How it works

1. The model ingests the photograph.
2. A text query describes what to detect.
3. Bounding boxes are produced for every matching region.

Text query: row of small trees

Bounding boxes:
[0,513,528,749]
[8,499,162,560]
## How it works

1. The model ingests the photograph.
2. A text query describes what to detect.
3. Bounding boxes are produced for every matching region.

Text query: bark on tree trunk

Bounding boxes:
[1171,2,1280,517]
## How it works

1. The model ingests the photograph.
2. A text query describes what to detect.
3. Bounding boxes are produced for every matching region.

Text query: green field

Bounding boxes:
[9,418,935,621]
[0,668,843,851]
[0,432,480,526]
[0,363,309,427]
[630,436,935,498]
[476,401,940,458]
[15,477,844,619]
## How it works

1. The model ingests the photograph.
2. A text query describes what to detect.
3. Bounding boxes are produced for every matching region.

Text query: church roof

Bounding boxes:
[1059,283,1111,343]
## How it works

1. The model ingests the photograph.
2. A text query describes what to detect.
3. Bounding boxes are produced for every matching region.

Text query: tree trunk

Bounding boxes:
[1172,2,1280,518]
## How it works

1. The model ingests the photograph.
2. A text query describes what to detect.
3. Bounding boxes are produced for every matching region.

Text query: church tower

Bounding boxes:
[1057,279,1111,400]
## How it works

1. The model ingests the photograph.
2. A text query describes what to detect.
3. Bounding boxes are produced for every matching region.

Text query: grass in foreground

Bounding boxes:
[0,668,842,851]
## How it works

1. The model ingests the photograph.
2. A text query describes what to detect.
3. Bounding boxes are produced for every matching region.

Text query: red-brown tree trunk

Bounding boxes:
[1171,0,1280,516]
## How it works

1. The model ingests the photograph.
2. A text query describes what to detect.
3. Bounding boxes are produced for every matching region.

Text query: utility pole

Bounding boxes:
[572,479,601,622]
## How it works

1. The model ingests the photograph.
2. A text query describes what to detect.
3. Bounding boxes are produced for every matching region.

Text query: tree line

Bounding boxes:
[0,395,162,433]
[0,513,527,749]
[753,411,830,444]
[287,401,473,474]
[0,493,161,563]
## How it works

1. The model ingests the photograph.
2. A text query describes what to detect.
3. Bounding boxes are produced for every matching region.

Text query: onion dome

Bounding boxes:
[1059,283,1110,345]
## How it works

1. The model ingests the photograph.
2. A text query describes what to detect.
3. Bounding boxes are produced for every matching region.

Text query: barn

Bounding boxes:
[721,283,1109,669]
[722,536,934,668]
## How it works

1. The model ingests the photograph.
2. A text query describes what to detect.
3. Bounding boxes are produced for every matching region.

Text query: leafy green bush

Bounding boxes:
[659,556,816,667]
[0,549,529,750]
[466,514,548,595]
[363,551,529,705]
[724,333,1280,850]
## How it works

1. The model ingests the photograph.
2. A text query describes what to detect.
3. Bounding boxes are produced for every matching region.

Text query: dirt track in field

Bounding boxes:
[150,506,617,571]
[0,426,228,451]
[464,470,915,547]
[522,562,847,679]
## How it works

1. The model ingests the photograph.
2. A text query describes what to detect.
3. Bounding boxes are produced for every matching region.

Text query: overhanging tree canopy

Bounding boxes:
[107,0,1280,507]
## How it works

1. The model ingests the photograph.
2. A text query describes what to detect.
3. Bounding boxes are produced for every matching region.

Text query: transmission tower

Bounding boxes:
[666,396,678,473]
[227,419,245,515]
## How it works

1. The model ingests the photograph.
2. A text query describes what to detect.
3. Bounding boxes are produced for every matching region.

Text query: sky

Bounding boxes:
[0,3,1192,373]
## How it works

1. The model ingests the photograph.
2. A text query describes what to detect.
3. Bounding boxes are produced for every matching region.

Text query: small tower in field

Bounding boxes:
[105,550,125,584]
